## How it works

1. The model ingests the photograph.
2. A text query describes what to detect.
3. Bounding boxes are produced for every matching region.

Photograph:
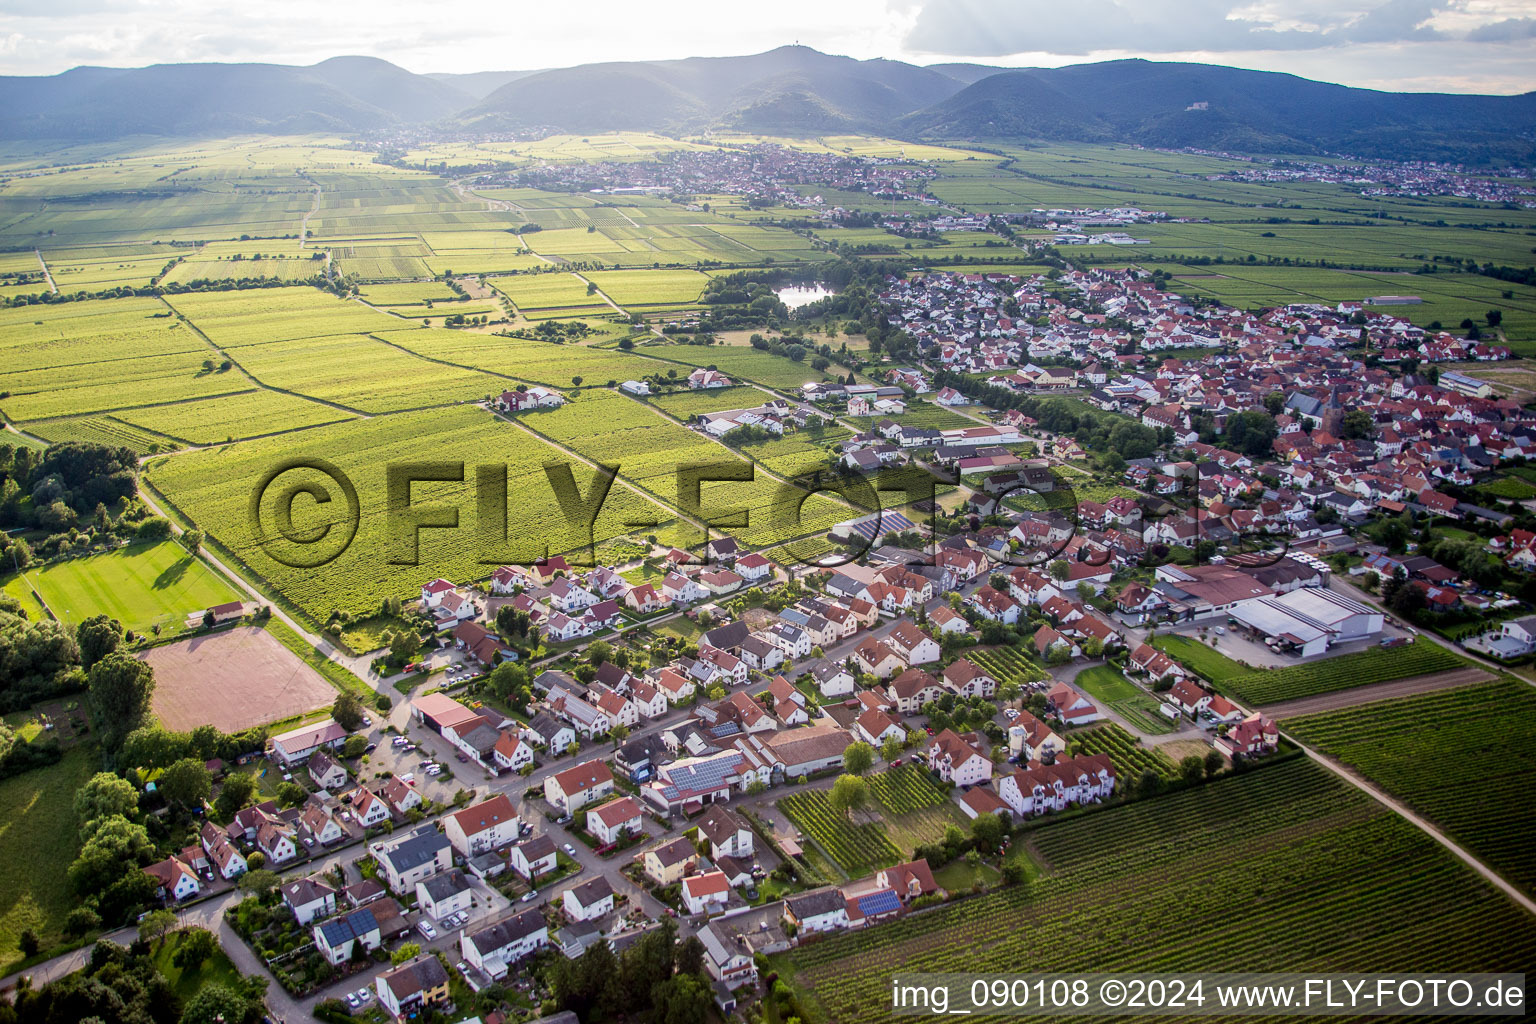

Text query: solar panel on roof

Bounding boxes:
[857,889,902,916]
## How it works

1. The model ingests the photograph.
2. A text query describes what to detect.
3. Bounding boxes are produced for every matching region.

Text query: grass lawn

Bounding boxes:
[1073,664,1143,703]
[150,928,245,1000]
[0,745,96,967]
[1149,633,1250,684]
[1075,664,1177,735]
[12,541,239,633]
[933,858,1002,893]
[339,612,419,655]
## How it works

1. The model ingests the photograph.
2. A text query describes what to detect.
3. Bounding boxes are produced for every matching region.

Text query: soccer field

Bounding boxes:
[11,540,240,632]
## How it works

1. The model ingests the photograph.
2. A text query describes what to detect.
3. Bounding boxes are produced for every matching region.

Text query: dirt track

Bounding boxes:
[1262,666,1496,719]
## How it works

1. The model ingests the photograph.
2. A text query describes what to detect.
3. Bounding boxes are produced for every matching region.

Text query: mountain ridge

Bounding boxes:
[2,47,1531,161]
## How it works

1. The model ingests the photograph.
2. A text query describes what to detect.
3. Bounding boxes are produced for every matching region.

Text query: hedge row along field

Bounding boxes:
[1285,677,1536,896]
[1219,642,1466,706]
[779,788,904,877]
[144,405,683,625]
[1072,722,1176,779]
[775,760,1536,1023]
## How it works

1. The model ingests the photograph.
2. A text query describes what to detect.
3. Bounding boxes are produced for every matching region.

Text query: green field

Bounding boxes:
[0,746,96,966]
[774,759,1536,1023]
[145,404,685,624]
[1286,677,1536,896]
[1220,643,1467,707]
[1072,722,1176,777]
[1072,665,1176,734]
[1148,633,1251,684]
[7,540,240,633]
[779,787,905,877]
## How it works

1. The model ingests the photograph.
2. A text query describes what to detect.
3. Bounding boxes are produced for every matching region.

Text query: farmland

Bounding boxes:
[1220,643,1467,707]
[9,540,240,633]
[489,273,610,316]
[966,646,1049,687]
[779,787,904,877]
[112,389,353,443]
[525,391,850,547]
[1072,722,1176,778]
[639,343,836,392]
[647,386,765,419]
[228,332,499,412]
[1285,677,1536,896]
[775,759,1536,1023]
[1072,665,1176,734]
[377,326,666,388]
[165,287,403,347]
[144,405,681,624]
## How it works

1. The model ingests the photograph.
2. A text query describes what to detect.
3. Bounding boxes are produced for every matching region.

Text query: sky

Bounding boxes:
[0,0,1533,94]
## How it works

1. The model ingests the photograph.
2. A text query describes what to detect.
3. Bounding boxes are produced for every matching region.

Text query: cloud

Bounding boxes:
[898,0,1534,55]
[1465,16,1536,41]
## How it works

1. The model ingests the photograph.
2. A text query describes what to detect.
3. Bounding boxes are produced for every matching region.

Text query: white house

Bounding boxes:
[563,876,616,922]
[545,759,616,814]
[461,910,549,981]
[927,729,991,786]
[586,795,643,845]
[682,870,733,916]
[444,794,520,857]
[416,869,474,922]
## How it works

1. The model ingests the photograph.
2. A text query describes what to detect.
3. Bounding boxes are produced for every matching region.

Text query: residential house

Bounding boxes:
[375,955,451,1019]
[416,869,474,922]
[461,910,550,981]
[587,796,643,845]
[563,876,616,922]
[545,760,616,814]
[444,794,520,857]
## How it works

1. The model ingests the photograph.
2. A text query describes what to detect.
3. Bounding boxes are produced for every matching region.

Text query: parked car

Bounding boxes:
[418,921,438,941]
[354,988,371,1004]
[456,961,470,976]
[521,889,539,903]
[562,843,577,856]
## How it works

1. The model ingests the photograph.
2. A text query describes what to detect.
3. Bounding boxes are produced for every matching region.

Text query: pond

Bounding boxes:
[774,284,836,310]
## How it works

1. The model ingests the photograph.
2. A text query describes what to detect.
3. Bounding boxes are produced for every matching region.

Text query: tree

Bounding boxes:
[70,814,154,894]
[182,530,203,556]
[1204,750,1225,779]
[172,926,217,971]
[828,774,867,819]
[237,868,280,898]
[651,972,712,1024]
[1263,390,1285,415]
[276,781,307,808]
[75,614,123,671]
[179,982,251,1024]
[586,639,612,666]
[1340,409,1374,440]
[1179,754,1205,785]
[388,628,420,664]
[1048,560,1069,582]
[120,724,188,771]
[63,906,101,938]
[391,942,422,965]
[488,661,530,707]
[87,651,156,751]
[159,757,212,809]
[138,908,176,945]
[1486,310,1502,327]
[331,690,365,731]
[880,735,902,762]
[74,771,139,826]
[17,930,38,957]
[1136,768,1163,798]
[215,771,258,818]
[842,741,873,776]
[970,812,1006,853]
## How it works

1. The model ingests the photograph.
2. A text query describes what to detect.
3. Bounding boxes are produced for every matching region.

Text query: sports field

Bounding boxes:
[10,540,240,633]
[144,625,338,732]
